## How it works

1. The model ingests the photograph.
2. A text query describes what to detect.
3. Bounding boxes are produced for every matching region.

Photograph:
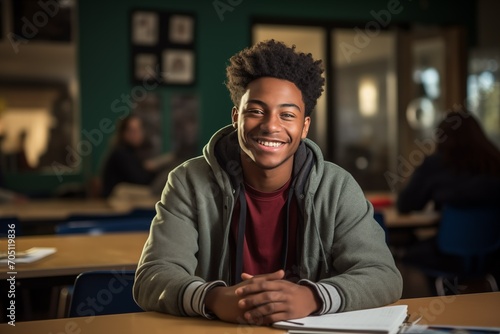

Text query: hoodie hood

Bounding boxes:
[203,124,324,199]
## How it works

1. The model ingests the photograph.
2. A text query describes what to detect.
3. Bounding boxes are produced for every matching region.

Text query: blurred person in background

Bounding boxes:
[397,109,500,213]
[101,114,158,198]
[397,109,500,289]
[0,136,29,203]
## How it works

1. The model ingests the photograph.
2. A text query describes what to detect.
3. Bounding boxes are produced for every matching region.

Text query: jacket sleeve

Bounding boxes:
[133,166,220,316]
[321,174,403,312]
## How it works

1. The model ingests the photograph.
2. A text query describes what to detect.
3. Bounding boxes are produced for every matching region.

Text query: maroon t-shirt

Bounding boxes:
[230,179,298,278]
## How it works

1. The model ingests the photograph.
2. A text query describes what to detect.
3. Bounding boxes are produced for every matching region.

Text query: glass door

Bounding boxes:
[331,29,397,191]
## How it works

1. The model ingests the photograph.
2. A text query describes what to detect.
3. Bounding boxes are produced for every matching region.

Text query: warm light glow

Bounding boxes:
[358,77,378,117]
[0,108,54,168]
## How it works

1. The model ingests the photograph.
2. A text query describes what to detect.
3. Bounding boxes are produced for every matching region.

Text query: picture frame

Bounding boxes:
[131,11,159,46]
[134,53,158,81]
[169,15,194,44]
[162,49,195,84]
[130,9,196,86]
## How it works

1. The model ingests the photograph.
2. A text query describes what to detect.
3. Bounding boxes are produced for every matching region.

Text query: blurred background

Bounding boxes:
[0,0,498,196]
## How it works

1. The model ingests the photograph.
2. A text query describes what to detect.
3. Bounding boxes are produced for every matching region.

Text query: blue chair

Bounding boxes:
[54,217,151,317]
[68,270,143,317]
[66,208,155,223]
[129,208,156,219]
[374,212,389,243]
[404,205,500,295]
[55,217,152,235]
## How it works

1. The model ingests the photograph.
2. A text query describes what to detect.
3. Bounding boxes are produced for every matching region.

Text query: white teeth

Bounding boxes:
[257,140,283,147]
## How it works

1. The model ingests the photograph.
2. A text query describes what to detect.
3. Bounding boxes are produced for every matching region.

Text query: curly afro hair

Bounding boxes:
[225,39,325,117]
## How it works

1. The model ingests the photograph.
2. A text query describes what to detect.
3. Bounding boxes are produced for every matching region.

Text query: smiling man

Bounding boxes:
[133,40,402,325]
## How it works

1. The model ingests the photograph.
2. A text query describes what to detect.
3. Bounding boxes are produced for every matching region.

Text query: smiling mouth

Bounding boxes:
[255,139,286,148]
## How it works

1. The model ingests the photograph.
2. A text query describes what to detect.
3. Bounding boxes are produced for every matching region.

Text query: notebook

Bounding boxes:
[273,305,408,334]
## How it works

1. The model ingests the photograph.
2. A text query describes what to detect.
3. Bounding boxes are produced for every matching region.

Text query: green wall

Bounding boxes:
[8,0,476,195]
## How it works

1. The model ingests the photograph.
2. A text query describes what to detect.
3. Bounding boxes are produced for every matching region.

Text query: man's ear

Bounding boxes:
[301,116,311,139]
[231,107,239,128]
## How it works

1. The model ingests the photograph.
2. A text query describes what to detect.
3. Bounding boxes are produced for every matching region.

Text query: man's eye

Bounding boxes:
[248,109,264,114]
[282,113,295,118]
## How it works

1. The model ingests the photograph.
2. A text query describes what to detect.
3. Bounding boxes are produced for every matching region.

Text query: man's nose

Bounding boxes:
[261,113,281,133]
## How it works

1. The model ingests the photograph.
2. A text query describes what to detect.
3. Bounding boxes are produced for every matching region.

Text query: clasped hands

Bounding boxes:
[205,269,320,325]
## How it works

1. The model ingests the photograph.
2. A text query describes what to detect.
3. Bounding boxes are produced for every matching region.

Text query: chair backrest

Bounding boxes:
[373,211,389,243]
[56,217,151,235]
[68,270,143,317]
[128,208,156,219]
[437,205,500,272]
[66,213,136,222]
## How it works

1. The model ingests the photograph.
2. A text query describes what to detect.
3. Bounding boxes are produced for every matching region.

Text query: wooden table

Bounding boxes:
[365,192,440,229]
[0,232,148,279]
[1,292,498,333]
[382,206,440,229]
[392,292,500,327]
[1,194,437,228]
[0,198,157,222]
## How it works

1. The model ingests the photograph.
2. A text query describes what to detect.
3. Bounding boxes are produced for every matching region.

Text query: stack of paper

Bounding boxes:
[273,305,408,334]
[0,247,56,264]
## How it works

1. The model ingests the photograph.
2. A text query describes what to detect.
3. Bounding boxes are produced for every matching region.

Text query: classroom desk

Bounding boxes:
[0,232,148,279]
[392,291,500,327]
[382,206,440,229]
[365,192,440,229]
[0,198,157,222]
[1,292,498,333]
[1,194,438,229]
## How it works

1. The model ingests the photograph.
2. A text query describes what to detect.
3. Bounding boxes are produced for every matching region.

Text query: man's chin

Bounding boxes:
[251,158,289,171]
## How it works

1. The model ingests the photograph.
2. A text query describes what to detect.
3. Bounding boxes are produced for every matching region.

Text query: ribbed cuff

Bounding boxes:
[298,279,341,315]
[182,280,227,318]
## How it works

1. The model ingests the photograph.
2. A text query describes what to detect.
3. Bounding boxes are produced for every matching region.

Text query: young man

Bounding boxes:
[133,40,402,325]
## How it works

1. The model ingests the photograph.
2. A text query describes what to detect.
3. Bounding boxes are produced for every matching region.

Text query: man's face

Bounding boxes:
[232,77,310,171]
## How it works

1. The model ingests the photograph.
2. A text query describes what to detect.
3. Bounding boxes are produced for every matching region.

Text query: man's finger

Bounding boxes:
[235,279,289,298]
[238,289,285,309]
[244,302,289,325]
[241,273,253,281]
[241,269,284,281]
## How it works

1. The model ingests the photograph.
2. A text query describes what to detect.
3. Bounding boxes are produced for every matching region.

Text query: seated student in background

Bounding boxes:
[133,40,402,325]
[397,109,500,213]
[101,115,158,197]
[396,110,500,287]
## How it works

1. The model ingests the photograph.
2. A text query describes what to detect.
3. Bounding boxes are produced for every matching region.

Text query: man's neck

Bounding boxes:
[241,155,293,193]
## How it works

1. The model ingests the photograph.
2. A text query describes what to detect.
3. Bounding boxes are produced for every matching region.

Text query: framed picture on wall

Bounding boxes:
[169,15,194,44]
[130,9,196,86]
[162,49,195,84]
[134,53,158,81]
[131,11,159,46]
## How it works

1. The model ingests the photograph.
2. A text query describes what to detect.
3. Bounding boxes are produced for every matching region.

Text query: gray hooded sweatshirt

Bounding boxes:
[133,125,402,318]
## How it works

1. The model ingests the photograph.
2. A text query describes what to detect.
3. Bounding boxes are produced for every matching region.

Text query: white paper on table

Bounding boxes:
[0,247,57,263]
[274,305,408,334]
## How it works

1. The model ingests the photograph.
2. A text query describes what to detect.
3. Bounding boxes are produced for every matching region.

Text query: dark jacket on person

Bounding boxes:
[101,144,155,197]
[397,153,500,213]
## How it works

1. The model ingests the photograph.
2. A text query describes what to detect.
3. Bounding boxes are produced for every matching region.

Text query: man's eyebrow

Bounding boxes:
[246,99,302,112]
